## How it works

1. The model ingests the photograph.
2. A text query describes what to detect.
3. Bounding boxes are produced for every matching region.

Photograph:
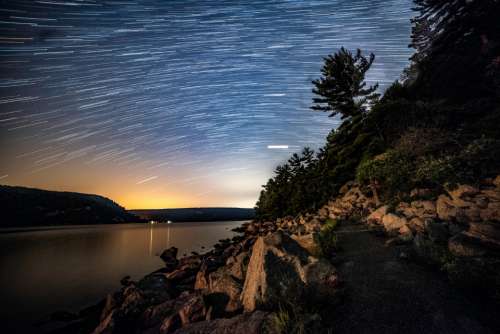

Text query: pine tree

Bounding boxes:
[311,48,379,119]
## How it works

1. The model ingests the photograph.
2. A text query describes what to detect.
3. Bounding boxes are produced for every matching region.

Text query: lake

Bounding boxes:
[0,221,245,333]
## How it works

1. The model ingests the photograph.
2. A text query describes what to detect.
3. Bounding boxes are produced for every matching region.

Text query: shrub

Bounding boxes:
[317,219,339,258]
[356,150,414,199]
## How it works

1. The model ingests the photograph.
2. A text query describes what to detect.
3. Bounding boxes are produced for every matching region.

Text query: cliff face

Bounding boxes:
[0,185,139,228]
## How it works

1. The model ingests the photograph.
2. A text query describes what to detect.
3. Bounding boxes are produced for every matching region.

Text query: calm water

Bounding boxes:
[0,221,244,333]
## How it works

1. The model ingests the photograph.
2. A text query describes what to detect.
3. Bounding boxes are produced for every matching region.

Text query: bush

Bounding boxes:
[356,150,414,199]
[317,219,339,258]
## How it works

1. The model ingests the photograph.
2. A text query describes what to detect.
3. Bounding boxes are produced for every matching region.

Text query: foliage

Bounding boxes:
[312,47,379,119]
[255,0,500,220]
[317,219,339,258]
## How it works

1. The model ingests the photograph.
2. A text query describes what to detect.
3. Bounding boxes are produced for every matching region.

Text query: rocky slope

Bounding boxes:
[54,215,339,333]
[311,175,500,299]
[53,175,500,333]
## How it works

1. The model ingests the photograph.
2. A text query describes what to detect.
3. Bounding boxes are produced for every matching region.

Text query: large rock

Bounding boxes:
[161,247,180,271]
[159,292,206,334]
[173,311,271,334]
[204,266,243,314]
[291,233,320,256]
[226,251,250,281]
[382,214,407,233]
[366,205,388,225]
[468,222,500,242]
[240,231,337,312]
[93,274,175,334]
[448,233,487,257]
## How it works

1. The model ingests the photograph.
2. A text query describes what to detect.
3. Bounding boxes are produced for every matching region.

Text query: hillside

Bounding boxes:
[0,185,139,228]
[130,207,255,222]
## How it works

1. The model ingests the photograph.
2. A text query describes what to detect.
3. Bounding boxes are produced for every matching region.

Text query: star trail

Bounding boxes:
[0,0,414,209]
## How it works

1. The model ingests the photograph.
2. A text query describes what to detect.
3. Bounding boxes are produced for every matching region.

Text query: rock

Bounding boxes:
[408,217,426,233]
[436,194,456,221]
[448,233,487,257]
[468,222,500,242]
[161,247,179,270]
[159,293,205,334]
[137,273,175,304]
[410,188,433,199]
[339,181,355,195]
[240,231,337,312]
[204,266,243,313]
[398,224,413,242]
[140,299,177,330]
[493,175,500,187]
[382,213,407,233]
[173,311,271,334]
[226,251,249,281]
[448,185,480,201]
[291,233,319,256]
[366,205,388,225]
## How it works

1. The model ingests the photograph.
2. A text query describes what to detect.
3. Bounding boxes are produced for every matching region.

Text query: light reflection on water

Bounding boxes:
[0,221,244,333]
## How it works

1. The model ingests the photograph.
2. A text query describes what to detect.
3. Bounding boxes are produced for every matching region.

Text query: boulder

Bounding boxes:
[398,224,413,242]
[382,214,407,233]
[204,266,242,313]
[291,233,320,256]
[226,251,250,281]
[161,247,180,271]
[366,205,388,225]
[448,233,487,257]
[448,185,480,201]
[408,217,426,233]
[159,292,205,334]
[240,231,337,312]
[173,311,271,334]
[468,222,500,242]
[436,195,458,221]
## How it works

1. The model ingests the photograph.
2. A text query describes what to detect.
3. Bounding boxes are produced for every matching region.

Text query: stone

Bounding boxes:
[382,213,407,233]
[204,266,243,313]
[161,247,179,270]
[159,293,206,334]
[291,233,320,256]
[226,251,249,281]
[173,311,271,334]
[493,175,500,187]
[436,195,459,221]
[240,231,337,312]
[448,233,487,257]
[408,217,426,233]
[366,205,388,225]
[448,185,480,201]
[410,188,433,199]
[398,224,413,242]
[468,222,500,241]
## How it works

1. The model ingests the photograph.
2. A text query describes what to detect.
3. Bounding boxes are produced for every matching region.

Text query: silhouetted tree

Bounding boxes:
[311,48,379,119]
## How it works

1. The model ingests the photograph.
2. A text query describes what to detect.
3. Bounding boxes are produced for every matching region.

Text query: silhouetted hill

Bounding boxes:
[130,207,255,222]
[0,185,139,228]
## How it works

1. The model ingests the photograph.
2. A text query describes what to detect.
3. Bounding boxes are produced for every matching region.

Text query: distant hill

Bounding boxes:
[0,185,140,228]
[130,207,255,222]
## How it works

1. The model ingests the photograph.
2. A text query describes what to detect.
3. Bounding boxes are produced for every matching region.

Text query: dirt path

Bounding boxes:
[331,221,500,334]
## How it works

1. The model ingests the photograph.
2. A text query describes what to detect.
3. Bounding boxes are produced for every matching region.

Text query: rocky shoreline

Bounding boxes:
[52,175,500,334]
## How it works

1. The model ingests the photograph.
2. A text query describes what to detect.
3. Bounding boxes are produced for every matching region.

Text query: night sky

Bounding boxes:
[0,0,413,209]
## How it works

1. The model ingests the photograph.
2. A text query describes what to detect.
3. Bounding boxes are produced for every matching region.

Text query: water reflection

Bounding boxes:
[0,221,244,333]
